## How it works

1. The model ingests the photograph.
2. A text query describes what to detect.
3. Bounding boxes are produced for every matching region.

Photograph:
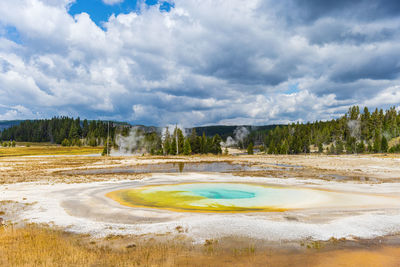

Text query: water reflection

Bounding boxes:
[64,162,266,175]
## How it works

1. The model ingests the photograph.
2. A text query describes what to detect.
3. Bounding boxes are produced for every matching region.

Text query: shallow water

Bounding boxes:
[65,162,268,175]
[193,188,256,199]
[270,163,303,168]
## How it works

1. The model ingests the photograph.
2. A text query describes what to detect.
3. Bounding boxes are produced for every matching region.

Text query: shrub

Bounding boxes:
[61,139,70,147]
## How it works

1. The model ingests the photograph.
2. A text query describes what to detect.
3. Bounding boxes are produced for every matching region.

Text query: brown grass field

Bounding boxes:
[0,144,102,157]
[1,224,400,267]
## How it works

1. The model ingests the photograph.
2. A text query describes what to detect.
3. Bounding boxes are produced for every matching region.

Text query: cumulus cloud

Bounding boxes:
[0,0,399,125]
[0,104,39,120]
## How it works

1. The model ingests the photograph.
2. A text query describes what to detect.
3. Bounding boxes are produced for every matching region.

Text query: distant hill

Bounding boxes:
[193,125,281,139]
[0,120,23,131]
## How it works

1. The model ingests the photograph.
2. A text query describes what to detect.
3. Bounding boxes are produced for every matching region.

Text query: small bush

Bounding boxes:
[61,139,70,147]
[88,138,97,147]
[389,144,400,153]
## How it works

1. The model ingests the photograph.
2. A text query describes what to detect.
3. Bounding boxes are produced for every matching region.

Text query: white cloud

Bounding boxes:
[363,85,400,108]
[0,0,399,125]
[0,104,39,120]
[102,0,124,5]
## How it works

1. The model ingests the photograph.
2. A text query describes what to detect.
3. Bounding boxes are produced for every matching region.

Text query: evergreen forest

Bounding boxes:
[1,106,400,154]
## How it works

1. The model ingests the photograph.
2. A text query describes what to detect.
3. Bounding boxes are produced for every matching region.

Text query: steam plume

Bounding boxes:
[221,126,249,147]
[347,120,361,139]
[111,127,146,155]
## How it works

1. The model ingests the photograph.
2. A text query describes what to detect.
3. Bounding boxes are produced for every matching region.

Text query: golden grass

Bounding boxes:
[0,145,102,157]
[0,224,190,267]
[0,224,399,267]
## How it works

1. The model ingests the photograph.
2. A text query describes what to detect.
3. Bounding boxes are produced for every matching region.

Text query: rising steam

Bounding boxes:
[111,127,146,156]
[347,120,361,139]
[161,124,187,141]
[221,126,250,147]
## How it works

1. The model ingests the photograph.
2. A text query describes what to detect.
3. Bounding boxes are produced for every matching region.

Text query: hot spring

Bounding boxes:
[106,182,399,213]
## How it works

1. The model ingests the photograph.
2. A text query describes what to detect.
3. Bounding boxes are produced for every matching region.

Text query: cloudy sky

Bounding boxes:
[0,0,399,126]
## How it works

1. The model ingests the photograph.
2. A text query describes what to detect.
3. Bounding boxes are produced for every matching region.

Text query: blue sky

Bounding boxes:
[0,0,399,126]
[68,0,173,28]
[0,25,22,44]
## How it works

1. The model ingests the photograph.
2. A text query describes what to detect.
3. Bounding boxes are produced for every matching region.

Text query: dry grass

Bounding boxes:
[0,224,190,267]
[0,224,399,267]
[0,145,102,157]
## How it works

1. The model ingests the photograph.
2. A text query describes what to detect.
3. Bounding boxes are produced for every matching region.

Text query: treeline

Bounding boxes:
[0,117,117,146]
[249,106,400,154]
[0,117,223,155]
[107,126,222,155]
[137,127,222,155]
[161,127,222,155]
[1,106,400,155]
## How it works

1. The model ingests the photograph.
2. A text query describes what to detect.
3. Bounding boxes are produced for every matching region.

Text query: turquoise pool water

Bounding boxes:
[107,182,332,212]
[192,188,256,199]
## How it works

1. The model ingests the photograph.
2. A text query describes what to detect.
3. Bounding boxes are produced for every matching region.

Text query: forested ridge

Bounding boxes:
[254,106,400,154]
[1,106,400,154]
[0,117,224,155]
[0,117,120,146]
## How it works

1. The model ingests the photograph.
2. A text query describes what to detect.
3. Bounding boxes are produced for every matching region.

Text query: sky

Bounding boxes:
[0,0,399,126]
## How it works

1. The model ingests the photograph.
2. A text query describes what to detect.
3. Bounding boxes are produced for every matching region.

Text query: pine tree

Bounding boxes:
[163,127,171,155]
[82,119,89,138]
[381,136,388,153]
[356,141,365,153]
[373,130,381,152]
[171,136,177,155]
[176,127,185,154]
[335,140,344,154]
[183,138,192,155]
[68,123,79,140]
[267,141,275,154]
[318,142,323,153]
[247,143,254,155]
[101,137,112,156]
[281,139,289,154]
[211,134,222,154]
[200,132,207,154]
[189,128,200,153]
